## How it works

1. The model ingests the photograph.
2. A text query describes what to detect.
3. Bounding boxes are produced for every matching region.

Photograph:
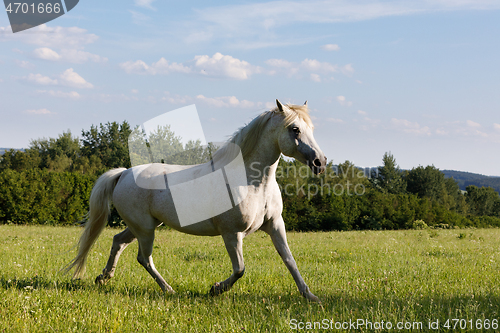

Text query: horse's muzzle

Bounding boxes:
[310,155,327,175]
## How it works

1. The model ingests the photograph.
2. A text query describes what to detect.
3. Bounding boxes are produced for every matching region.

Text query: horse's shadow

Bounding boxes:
[2,274,500,319]
[0,274,306,304]
[0,275,87,292]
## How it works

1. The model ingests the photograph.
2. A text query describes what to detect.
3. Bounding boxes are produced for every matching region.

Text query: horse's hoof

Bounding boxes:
[306,293,321,303]
[95,274,106,285]
[165,287,176,295]
[209,282,221,296]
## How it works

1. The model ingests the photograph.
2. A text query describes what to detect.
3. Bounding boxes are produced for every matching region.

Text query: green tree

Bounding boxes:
[406,165,446,202]
[370,152,406,194]
[29,131,81,171]
[81,121,132,169]
[0,149,41,172]
[465,185,500,217]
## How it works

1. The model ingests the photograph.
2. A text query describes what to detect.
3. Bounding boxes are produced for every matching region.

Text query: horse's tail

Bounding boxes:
[66,168,127,279]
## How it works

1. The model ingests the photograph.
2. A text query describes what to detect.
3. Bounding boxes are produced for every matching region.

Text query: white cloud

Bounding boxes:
[192,1,500,33]
[59,68,93,89]
[321,44,340,51]
[193,53,259,80]
[24,73,58,86]
[33,47,107,63]
[33,47,61,61]
[451,120,487,138]
[120,53,258,80]
[154,58,191,74]
[341,64,355,76]
[58,49,106,64]
[326,118,344,123]
[2,24,106,68]
[310,73,321,82]
[160,91,271,109]
[134,0,156,10]
[161,92,192,104]
[432,120,500,141]
[25,108,54,115]
[163,0,498,53]
[119,60,150,74]
[37,90,81,100]
[466,120,481,128]
[120,53,350,82]
[436,128,449,136]
[266,57,344,81]
[21,69,92,88]
[391,118,431,136]
[362,117,380,126]
[95,93,139,103]
[0,24,98,49]
[129,10,152,25]
[355,114,380,131]
[301,58,337,72]
[265,58,294,68]
[196,95,256,108]
[120,57,190,75]
[336,95,353,107]
[15,60,35,69]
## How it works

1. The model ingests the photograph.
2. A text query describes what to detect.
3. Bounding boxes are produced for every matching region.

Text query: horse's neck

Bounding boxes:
[244,138,281,186]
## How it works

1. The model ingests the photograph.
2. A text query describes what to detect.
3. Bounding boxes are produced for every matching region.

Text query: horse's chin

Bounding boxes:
[310,165,325,175]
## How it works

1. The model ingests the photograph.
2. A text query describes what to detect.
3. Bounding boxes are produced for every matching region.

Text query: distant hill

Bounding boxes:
[356,166,500,194]
[0,148,24,155]
[442,170,500,193]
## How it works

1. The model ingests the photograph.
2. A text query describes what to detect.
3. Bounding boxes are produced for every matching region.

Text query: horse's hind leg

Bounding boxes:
[136,229,175,294]
[210,232,245,296]
[96,227,136,285]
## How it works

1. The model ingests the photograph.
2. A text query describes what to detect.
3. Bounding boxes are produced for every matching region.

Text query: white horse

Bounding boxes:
[67,99,327,302]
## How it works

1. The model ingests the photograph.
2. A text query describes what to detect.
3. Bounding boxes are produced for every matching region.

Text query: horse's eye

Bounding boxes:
[292,127,300,135]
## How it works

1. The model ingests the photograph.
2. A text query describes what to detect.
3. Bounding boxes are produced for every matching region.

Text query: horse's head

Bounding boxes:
[275,99,327,174]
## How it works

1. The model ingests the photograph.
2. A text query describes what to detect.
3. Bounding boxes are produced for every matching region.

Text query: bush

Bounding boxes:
[412,219,428,230]
[0,169,95,225]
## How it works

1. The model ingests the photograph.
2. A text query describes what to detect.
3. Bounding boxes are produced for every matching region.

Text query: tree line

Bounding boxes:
[1,122,499,230]
[279,153,500,231]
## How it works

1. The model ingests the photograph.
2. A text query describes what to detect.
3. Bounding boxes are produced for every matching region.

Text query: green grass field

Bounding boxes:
[0,225,499,332]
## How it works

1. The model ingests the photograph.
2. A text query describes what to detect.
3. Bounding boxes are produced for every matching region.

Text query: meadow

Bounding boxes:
[0,225,499,332]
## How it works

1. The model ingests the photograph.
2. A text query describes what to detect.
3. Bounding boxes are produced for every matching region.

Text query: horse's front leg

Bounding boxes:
[210,232,245,296]
[261,216,320,302]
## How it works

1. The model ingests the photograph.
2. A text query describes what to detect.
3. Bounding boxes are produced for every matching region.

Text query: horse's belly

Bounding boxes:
[149,189,220,236]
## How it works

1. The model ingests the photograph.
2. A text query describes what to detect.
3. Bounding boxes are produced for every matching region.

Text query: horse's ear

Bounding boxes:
[303,100,308,106]
[276,99,284,112]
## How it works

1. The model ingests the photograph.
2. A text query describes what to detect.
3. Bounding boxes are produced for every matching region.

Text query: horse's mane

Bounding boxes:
[212,103,312,162]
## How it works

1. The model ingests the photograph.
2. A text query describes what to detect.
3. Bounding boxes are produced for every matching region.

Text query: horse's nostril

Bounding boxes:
[313,158,322,167]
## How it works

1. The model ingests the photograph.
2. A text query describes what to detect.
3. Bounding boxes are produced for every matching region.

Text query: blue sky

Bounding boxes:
[1,0,499,175]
